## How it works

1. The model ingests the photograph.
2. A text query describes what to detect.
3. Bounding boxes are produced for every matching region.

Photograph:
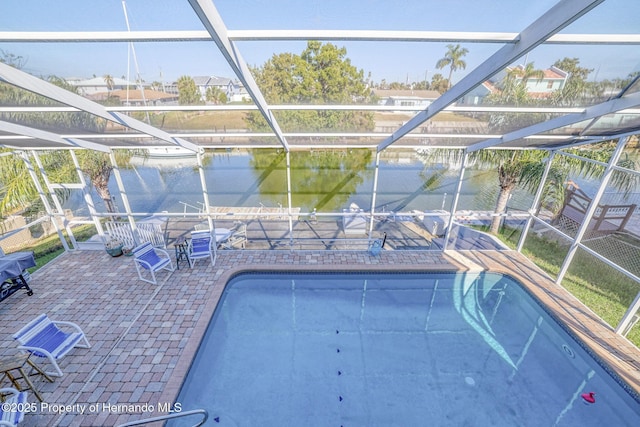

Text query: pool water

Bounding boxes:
[172,272,640,426]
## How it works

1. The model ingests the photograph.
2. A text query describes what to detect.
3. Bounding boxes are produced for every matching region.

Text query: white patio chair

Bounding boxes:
[187,230,216,267]
[0,388,28,426]
[133,242,174,284]
[12,314,91,378]
[220,223,247,250]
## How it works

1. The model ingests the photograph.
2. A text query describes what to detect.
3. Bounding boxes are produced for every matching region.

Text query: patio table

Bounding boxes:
[0,353,53,402]
[214,228,232,245]
[0,251,35,302]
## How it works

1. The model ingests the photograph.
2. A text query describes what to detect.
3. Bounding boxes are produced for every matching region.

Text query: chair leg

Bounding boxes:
[39,355,64,378]
[79,335,91,349]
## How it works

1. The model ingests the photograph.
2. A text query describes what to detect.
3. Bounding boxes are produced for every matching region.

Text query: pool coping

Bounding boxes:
[158,249,640,411]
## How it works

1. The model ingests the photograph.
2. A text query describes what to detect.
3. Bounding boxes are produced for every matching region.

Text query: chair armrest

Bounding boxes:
[17,345,55,360]
[155,248,171,258]
[51,320,85,335]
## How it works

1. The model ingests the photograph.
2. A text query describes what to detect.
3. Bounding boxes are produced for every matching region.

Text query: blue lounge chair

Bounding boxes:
[187,230,216,267]
[133,242,174,284]
[12,314,90,378]
[0,388,28,426]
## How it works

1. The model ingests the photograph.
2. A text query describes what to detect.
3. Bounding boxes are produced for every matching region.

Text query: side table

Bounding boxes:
[174,237,190,270]
[0,353,54,402]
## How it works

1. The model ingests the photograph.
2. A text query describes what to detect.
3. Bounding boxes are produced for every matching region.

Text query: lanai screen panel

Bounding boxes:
[0,0,639,150]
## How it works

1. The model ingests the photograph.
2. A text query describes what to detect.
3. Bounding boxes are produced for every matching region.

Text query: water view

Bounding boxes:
[65,149,536,217]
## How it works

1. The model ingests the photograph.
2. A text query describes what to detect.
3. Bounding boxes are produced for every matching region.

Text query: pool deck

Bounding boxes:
[1,248,639,426]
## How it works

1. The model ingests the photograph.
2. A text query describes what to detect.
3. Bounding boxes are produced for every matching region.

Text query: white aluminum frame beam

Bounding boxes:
[553,129,640,150]
[377,0,604,153]
[4,104,639,115]
[0,61,200,153]
[0,120,110,152]
[18,151,70,251]
[517,151,556,252]
[555,136,628,285]
[468,91,640,152]
[2,30,639,45]
[187,0,290,151]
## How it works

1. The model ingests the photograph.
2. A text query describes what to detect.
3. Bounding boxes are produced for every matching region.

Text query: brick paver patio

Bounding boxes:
[1,248,639,426]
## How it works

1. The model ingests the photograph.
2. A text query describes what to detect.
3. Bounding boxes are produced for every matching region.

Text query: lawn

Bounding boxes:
[149,110,249,130]
[497,226,640,348]
[21,224,97,271]
[137,110,479,132]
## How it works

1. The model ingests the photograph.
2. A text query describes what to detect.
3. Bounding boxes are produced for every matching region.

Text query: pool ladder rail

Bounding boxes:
[116,409,208,427]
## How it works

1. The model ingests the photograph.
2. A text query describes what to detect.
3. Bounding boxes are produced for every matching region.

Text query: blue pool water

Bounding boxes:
[172,272,640,426]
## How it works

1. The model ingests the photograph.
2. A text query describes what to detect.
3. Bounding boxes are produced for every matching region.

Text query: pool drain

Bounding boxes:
[465,376,476,386]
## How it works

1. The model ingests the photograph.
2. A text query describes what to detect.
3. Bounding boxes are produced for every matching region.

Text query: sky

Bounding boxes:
[1,0,639,85]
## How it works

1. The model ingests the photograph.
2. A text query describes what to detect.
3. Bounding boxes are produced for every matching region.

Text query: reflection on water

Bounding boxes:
[65,149,538,216]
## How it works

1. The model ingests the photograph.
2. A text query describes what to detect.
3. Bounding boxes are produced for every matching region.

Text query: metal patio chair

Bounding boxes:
[12,314,91,378]
[133,242,174,284]
[187,230,216,267]
[0,388,28,426]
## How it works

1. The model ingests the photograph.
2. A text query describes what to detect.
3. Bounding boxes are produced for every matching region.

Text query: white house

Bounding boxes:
[372,89,440,110]
[458,65,569,105]
[494,65,569,98]
[227,80,251,103]
[164,76,250,103]
[457,82,496,106]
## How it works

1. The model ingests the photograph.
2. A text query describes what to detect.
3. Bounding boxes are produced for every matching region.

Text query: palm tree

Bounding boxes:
[512,62,545,87]
[205,86,227,104]
[0,66,130,216]
[103,74,115,92]
[0,149,132,217]
[435,44,469,90]
[75,150,132,214]
[430,73,449,94]
[418,144,637,235]
[177,75,202,105]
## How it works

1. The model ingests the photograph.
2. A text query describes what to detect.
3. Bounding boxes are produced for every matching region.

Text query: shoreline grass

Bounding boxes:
[495,226,640,348]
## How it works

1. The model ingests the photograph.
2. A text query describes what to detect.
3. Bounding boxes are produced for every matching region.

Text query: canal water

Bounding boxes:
[63,149,537,216]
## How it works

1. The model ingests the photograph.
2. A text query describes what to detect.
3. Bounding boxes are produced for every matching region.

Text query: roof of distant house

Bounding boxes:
[505,65,568,80]
[68,76,135,87]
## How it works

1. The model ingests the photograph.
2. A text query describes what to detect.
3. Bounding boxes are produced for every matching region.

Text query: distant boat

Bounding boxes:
[146,146,197,158]
[129,146,198,168]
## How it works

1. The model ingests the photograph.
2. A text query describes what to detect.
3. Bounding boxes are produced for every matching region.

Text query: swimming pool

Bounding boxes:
[172,271,640,426]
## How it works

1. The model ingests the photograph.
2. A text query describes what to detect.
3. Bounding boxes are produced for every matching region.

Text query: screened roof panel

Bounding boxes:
[0,136,74,150]
[582,112,640,136]
[0,82,68,108]
[1,41,238,90]
[0,0,639,152]
[215,0,558,32]
[0,0,205,31]
[558,0,640,34]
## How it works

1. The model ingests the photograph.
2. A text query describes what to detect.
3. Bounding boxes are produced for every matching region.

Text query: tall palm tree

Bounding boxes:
[0,68,130,216]
[512,62,545,87]
[103,74,115,92]
[418,144,637,235]
[430,73,449,94]
[435,44,469,90]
